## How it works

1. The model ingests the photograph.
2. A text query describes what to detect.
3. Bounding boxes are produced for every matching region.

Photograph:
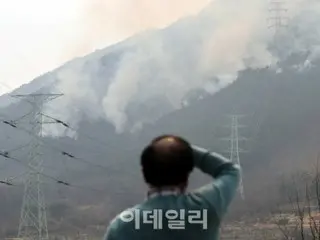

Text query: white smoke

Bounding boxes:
[44,0,320,135]
[44,58,105,137]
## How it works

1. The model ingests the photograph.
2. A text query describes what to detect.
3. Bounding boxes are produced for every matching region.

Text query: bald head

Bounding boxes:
[141,135,194,188]
[152,136,186,154]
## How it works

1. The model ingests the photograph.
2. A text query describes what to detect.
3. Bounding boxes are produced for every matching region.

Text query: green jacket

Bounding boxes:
[104,145,240,240]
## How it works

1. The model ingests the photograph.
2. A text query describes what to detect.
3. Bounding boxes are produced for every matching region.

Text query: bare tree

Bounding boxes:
[273,155,320,240]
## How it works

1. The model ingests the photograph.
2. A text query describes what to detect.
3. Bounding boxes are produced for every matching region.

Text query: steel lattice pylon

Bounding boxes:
[268,0,288,36]
[12,94,63,240]
[222,115,247,200]
[229,115,245,199]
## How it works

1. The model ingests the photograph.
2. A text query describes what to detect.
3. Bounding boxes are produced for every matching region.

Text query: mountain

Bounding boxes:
[1,0,320,237]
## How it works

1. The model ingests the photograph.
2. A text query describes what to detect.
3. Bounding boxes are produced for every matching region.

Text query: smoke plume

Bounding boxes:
[44,0,320,135]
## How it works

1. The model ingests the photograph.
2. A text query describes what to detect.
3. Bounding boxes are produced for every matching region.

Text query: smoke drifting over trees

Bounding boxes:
[38,0,320,134]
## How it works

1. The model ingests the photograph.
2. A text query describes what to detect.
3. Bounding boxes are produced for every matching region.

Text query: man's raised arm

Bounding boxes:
[191,145,241,219]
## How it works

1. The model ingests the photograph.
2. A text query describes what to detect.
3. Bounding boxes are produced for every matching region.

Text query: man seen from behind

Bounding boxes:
[104,135,240,240]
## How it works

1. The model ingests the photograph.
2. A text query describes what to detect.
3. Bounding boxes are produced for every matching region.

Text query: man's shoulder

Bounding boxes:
[105,206,140,239]
[108,205,142,229]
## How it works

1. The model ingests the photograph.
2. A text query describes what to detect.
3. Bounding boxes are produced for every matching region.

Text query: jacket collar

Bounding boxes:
[147,187,184,199]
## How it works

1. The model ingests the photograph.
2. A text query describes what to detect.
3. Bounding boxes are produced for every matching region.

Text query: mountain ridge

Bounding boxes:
[1,1,320,236]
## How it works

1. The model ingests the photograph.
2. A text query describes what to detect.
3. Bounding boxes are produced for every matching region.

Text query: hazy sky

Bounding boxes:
[0,0,210,95]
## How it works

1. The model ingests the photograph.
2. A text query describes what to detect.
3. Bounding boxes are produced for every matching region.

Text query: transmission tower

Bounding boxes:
[222,115,247,200]
[268,0,288,32]
[12,94,63,240]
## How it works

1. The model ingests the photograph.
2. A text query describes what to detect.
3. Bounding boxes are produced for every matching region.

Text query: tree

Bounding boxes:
[274,155,320,240]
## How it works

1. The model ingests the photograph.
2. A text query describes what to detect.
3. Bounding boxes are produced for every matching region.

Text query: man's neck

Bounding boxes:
[147,186,186,199]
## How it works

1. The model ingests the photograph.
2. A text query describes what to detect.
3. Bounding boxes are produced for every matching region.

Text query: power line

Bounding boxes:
[0,114,113,194]
[4,143,32,153]
[0,144,70,179]
[0,172,28,187]
[0,151,104,193]
[0,151,67,186]
[0,116,113,172]
[40,112,139,170]
[1,112,114,183]
[0,135,79,188]
[0,180,14,186]
[12,110,35,123]
[1,109,126,170]
[9,88,136,154]
[40,112,137,154]
[41,113,114,150]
